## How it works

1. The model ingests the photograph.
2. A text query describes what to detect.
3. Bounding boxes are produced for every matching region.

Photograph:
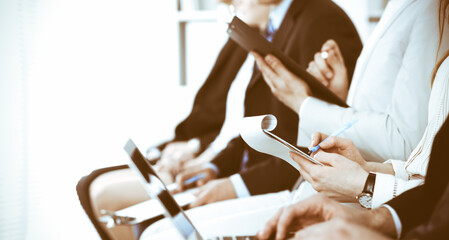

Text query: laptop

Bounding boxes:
[124,139,257,240]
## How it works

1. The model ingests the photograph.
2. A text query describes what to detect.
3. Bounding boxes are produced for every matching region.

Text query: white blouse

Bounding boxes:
[372,57,449,208]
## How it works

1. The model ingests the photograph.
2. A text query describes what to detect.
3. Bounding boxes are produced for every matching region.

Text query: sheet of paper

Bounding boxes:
[239,115,322,172]
[114,189,197,222]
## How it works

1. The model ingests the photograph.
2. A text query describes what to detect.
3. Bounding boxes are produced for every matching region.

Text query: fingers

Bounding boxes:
[257,208,284,239]
[275,206,300,239]
[175,168,204,192]
[252,52,280,93]
[314,52,333,79]
[312,151,340,166]
[321,39,345,70]
[290,151,319,171]
[307,61,329,86]
[318,136,354,151]
[264,54,293,79]
[309,132,329,150]
[189,188,209,208]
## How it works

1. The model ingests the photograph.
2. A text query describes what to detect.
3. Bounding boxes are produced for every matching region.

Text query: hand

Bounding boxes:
[292,218,392,240]
[252,52,311,114]
[291,151,368,201]
[309,132,367,170]
[306,39,349,101]
[173,164,217,193]
[188,178,237,208]
[257,194,371,240]
[182,148,217,170]
[158,141,199,175]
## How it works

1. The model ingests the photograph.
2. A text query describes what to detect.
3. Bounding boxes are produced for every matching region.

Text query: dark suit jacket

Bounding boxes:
[166,39,248,153]
[211,0,363,195]
[387,117,449,238]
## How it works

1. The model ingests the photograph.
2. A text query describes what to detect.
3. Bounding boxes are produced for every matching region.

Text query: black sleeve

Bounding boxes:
[241,157,299,195]
[386,185,426,234]
[386,119,449,235]
[172,39,247,152]
[211,137,246,178]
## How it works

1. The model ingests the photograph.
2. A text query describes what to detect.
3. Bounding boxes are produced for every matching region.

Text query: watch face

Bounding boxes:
[358,193,372,209]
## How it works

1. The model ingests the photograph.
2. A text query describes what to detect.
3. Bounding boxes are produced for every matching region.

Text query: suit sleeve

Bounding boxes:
[241,157,299,195]
[172,39,246,153]
[386,185,427,235]
[386,118,449,234]
[210,137,246,178]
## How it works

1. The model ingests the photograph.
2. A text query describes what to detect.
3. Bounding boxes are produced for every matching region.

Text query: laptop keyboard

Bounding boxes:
[207,236,257,240]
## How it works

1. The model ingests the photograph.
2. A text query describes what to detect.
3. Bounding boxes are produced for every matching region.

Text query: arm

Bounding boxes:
[240,157,299,195]
[372,173,424,209]
[174,39,247,151]
[210,137,247,178]
[299,5,440,162]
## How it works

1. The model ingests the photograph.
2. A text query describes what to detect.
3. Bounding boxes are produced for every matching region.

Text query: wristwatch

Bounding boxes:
[357,172,376,209]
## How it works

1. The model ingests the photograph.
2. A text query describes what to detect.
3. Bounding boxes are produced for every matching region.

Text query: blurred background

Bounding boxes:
[0,0,387,239]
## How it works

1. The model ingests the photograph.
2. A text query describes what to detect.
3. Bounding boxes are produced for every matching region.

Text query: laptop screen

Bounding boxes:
[124,139,202,240]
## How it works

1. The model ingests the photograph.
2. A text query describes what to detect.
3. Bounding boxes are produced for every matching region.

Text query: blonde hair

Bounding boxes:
[433,0,449,83]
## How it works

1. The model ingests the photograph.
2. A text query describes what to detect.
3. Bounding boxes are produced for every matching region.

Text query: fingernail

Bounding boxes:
[327,73,333,78]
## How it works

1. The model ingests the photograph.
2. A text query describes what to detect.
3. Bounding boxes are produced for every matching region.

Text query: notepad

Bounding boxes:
[239,115,323,172]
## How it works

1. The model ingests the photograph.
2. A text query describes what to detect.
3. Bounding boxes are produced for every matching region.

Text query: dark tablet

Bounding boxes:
[227,16,348,108]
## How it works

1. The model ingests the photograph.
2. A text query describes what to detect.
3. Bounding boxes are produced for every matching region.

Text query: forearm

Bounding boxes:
[298,98,421,162]
[365,206,398,238]
[366,162,394,175]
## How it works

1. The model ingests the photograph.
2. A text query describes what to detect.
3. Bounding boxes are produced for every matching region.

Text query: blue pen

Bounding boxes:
[183,173,207,185]
[308,118,359,154]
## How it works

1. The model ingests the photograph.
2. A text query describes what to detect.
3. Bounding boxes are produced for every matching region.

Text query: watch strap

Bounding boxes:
[363,172,376,195]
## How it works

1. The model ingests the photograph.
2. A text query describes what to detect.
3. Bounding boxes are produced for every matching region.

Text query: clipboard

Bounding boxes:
[263,130,324,166]
[226,16,348,108]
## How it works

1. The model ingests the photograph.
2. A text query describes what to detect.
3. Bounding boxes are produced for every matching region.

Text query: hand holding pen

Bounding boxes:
[307,119,368,169]
[172,165,218,193]
[308,119,358,154]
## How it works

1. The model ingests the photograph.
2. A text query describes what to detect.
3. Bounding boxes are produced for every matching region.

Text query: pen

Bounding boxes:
[183,173,207,185]
[308,118,358,154]
[166,173,207,192]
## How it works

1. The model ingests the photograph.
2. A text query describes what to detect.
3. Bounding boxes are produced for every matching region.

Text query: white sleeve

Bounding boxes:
[371,173,424,208]
[297,97,426,163]
[297,5,441,163]
[229,174,251,198]
[382,205,402,239]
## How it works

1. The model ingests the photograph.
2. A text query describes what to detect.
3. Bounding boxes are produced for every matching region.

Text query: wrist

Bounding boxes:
[295,94,310,114]
[356,172,375,208]
[366,162,394,175]
[368,207,398,238]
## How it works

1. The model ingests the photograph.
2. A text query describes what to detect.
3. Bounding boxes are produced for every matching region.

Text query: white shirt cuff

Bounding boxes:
[229,174,251,198]
[298,96,312,116]
[384,159,408,180]
[372,173,395,208]
[382,205,402,239]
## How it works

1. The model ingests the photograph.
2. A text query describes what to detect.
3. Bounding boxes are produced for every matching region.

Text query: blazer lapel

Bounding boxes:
[246,0,306,90]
